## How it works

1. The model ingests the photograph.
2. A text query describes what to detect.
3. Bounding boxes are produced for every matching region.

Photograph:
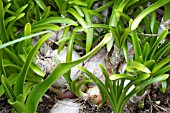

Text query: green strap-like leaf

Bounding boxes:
[14,32,52,96]
[66,8,86,27]
[99,64,117,106]
[32,24,61,32]
[24,23,32,47]
[0,0,9,43]
[131,30,142,60]
[41,6,51,19]
[0,73,19,97]
[96,1,114,12]
[116,0,131,18]
[126,61,151,73]
[8,94,27,113]
[153,64,170,77]
[109,74,134,81]
[143,42,150,61]
[0,31,49,49]
[160,80,167,93]
[120,28,130,49]
[131,0,170,30]
[152,55,170,75]
[1,75,16,102]
[33,17,78,26]
[35,0,47,11]
[0,41,6,77]
[19,54,45,77]
[120,74,169,113]
[153,40,170,63]
[26,33,112,113]
[149,30,168,60]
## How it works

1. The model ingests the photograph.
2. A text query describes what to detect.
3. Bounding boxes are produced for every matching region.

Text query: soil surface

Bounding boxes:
[1,85,170,113]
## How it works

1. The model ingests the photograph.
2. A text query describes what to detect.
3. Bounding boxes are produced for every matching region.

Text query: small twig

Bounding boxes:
[73,56,94,79]
[147,92,160,112]
[137,33,160,37]
[155,104,168,112]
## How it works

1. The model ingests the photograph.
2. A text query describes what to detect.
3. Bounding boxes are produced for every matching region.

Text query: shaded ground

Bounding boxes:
[125,84,170,113]
[1,85,170,113]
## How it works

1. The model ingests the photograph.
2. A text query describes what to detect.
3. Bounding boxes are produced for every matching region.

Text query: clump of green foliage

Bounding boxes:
[0,0,170,113]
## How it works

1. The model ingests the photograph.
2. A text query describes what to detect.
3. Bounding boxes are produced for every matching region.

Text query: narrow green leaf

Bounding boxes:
[0,31,49,49]
[123,40,129,62]
[74,6,84,17]
[57,26,70,54]
[35,0,47,11]
[19,54,45,77]
[66,32,76,62]
[125,0,139,10]
[110,27,120,49]
[122,74,169,113]
[4,16,16,26]
[126,61,151,73]
[3,3,11,13]
[24,23,32,47]
[32,24,61,32]
[66,8,86,27]
[68,0,87,6]
[106,36,114,52]
[143,42,150,61]
[26,33,112,112]
[13,4,28,16]
[1,75,16,102]
[152,55,170,75]
[86,28,94,53]
[36,4,40,21]
[0,73,19,97]
[60,1,67,14]
[115,10,131,21]
[54,0,62,9]
[117,0,130,18]
[87,10,105,22]
[23,82,34,100]
[131,30,142,60]
[120,28,130,49]
[3,48,23,66]
[123,73,150,96]
[7,13,26,35]
[0,41,6,77]
[0,0,8,43]
[96,1,114,12]
[109,0,122,27]
[144,60,155,68]
[109,74,134,81]
[33,17,78,26]
[149,30,168,59]
[8,95,27,113]
[153,40,170,62]
[41,6,50,19]
[85,0,96,8]
[153,65,170,77]
[14,32,52,96]
[3,59,21,71]
[160,80,167,93]
[131,0,170,30]
[150,11,156,33]
[99,64,117,105]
